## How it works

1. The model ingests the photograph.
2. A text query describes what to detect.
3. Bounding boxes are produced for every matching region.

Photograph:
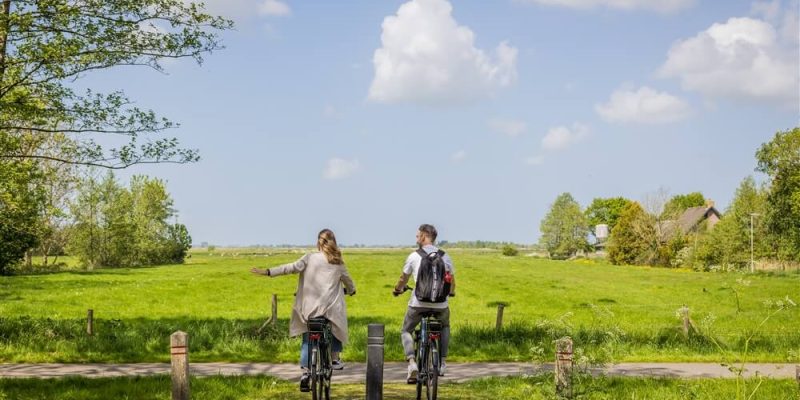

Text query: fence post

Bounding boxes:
[680,305,690,338]
[555,337,573,399]
[170,331,190,400]
[366,324,385,400]
[795,365,799,390]
[87,309,94,336]
[270,294,278,325]
[496,304,505,330]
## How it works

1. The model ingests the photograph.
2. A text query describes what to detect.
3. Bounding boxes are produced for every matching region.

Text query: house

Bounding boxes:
[658,200,721,240]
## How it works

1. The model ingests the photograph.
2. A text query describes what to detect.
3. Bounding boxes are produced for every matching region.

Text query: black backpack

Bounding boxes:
[414,248,451,303]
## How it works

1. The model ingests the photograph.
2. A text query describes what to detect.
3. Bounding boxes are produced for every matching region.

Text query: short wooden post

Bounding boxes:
[496,304,505,330]
[795,365,799,389]
[270,294,278,325]
[366,324,385,400]
[555,337,573,399]
[170,331,190,400]
[87,309,94,336]
[680,305,690,338]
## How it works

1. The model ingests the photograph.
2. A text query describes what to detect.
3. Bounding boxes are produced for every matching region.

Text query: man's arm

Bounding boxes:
[393,272,411,295]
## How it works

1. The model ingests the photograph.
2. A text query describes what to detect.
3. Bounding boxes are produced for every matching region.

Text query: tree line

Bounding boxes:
[0,1,231,274]
[539,127,800,270]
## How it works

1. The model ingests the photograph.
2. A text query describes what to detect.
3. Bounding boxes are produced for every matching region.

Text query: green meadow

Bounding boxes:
[0,249,798,363]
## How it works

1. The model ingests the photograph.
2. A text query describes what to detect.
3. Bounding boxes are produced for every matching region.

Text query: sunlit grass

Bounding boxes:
[1,249,798,363]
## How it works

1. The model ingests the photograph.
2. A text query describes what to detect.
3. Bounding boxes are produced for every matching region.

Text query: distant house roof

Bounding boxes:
[657,205,721,240]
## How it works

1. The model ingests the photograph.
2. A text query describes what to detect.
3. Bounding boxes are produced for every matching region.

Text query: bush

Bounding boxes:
[502,245,519,256]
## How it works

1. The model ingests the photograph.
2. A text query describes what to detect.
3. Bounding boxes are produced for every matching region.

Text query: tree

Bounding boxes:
[69,172,190,267]
[756,127,800,261]
[662,192,706,219]
[0,134,44,273]
[585,197,632,234]
[695,177,768,269]
[539,193,589,259]
[0,0,232,169]
[607,202,655,265]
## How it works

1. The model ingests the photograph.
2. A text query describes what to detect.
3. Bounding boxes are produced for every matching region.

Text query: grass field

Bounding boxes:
[0,374,797,400]
[0,249,798,363]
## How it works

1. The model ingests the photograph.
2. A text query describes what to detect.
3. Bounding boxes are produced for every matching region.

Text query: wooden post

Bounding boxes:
[366,324,385,400]
[795,365,799,390]
[257,294,278,333]
[270,294,278,325]
[87,309,94,336]
[680,305,690,338]
[555,337,573,399]
[170,331,190,400]
[496,304,505,330]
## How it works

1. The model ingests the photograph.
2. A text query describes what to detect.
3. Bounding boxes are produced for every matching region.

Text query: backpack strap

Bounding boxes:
[436,250,445,257]
[416,248,427,258]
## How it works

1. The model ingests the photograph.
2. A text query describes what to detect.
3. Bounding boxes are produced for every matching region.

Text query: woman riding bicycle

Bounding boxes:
[251,229,356,391]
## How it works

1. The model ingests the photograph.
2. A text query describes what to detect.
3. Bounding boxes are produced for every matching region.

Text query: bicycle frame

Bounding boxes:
[414,314,441,400]
[307,318,333,400]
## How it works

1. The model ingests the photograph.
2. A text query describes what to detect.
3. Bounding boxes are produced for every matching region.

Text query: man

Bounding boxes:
[393,224,455,383]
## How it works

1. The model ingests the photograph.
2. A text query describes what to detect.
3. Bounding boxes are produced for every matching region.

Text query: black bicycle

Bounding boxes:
[396,285,442,400]
[414,311,442,400]
[307,317,333,400]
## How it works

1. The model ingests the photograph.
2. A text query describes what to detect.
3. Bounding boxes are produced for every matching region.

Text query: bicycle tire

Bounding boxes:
[311,347,319,400]
[428,342,439,400]
[415,346,424,400]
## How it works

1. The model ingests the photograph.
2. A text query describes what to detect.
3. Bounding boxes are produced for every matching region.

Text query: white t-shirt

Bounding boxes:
[402,245,455,309]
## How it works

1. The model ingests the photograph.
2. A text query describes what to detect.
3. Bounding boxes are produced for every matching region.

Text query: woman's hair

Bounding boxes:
[317,229,344,265]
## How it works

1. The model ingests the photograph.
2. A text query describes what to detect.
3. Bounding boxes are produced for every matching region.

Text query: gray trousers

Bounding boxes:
[400,306,450,360]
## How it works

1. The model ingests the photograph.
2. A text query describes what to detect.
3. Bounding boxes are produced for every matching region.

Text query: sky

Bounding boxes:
[87,0,799,246]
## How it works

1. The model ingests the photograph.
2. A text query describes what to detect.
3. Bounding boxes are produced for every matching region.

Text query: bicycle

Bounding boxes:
[414,311,442,400]
[397,285,442,400]
[306,317,333,400]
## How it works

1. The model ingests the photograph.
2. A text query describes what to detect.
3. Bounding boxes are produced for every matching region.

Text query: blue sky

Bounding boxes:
[91,0,798,246]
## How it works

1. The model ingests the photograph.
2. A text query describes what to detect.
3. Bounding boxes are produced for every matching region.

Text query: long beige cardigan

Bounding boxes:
[268,252,356,345]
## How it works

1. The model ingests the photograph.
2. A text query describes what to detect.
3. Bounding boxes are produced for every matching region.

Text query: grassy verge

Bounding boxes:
[0,374,797,400]
[1,250,798,363]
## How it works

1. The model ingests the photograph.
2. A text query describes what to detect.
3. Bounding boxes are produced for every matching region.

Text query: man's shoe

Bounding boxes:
[299,372,311,392]
[406,359,418,384]
[439,360,446,376]
[332,359,345,370]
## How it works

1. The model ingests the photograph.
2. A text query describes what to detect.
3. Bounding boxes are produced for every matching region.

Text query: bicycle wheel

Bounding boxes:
[322,343,331,400]
[415,347,424,400]
[310,346,319,400]
[427,342,439,400]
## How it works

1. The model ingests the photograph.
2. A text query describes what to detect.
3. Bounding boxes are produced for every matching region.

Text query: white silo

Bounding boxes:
[595,224,609,240]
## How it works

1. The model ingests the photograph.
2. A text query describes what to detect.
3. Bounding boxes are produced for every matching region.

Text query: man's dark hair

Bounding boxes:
[418,224,438,242]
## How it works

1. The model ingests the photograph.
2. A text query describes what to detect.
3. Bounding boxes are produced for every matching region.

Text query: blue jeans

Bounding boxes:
[300,332,343,368]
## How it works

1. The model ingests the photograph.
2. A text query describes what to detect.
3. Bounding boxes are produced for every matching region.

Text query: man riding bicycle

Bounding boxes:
[393,224,455,383]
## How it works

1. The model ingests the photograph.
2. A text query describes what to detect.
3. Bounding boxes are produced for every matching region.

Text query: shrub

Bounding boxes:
[502,245,519,256]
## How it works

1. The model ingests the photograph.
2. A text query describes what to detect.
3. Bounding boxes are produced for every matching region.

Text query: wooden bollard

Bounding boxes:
[87,309,94,336]
[496,304,505,330]
[796,365,799,389]
[366,324,385,400]
[270,294,278,325]
[680,305,690,338]
[170,331,190,400]
[555,337,573,399]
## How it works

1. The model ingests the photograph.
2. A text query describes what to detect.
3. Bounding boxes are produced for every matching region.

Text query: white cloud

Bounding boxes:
[323,158,360,180]
[258,0,291,16]
[595,86,691,124]
[368,0,518,104]
[488,118,527,137]
[516,0,694,13]
[658,16,799,107]
[541,123,589,151]
[525,155,545,165]
[450,150,467,162]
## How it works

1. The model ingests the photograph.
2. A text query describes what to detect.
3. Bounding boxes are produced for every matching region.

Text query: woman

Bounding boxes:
[250,229,356,391]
